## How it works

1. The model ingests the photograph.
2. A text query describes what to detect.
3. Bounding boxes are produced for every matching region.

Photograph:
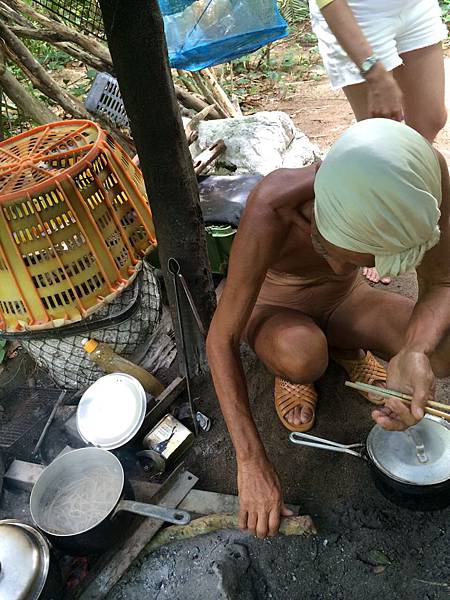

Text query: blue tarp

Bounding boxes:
[160,0,288,71]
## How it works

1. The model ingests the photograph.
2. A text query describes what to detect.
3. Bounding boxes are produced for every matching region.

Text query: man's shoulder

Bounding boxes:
[248,164,318,212]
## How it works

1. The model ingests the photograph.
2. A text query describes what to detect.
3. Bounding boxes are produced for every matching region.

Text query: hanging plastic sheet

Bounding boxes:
[161,0,289,71]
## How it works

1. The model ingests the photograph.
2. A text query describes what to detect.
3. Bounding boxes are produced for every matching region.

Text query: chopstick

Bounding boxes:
[345,380,450,422]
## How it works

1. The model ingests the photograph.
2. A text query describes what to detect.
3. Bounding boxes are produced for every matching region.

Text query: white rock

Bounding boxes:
[192,111,320,175]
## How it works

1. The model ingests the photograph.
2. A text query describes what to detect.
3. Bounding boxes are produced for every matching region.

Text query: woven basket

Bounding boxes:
[0,120,156,332]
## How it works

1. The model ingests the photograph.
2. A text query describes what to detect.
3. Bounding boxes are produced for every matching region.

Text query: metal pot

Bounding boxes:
[30,447,190,555]
[0,519,63,600]
[76,373,147,450]
[290,415,450,510]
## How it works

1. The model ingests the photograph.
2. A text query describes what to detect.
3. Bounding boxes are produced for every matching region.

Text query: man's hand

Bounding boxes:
[237,458,293,539]
[366,62,404,121]
[372,350,435,431]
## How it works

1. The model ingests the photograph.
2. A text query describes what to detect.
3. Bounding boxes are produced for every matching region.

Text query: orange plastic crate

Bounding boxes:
[0,120,156,332]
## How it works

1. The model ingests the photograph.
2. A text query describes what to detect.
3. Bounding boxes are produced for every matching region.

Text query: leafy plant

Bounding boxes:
[278,0,309,24]
[440,0,450,23]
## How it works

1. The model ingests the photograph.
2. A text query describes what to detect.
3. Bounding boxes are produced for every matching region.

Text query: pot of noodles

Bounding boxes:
[29,448,190,556]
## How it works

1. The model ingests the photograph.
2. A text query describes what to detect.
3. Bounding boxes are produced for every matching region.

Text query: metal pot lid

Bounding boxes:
[367,415,450,486]
[77,373,147,449]
[0,520,50,600]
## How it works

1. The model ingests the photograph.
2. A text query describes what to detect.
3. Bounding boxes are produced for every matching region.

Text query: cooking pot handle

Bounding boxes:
[116,500,191,525]
[405,429,429,464]
[289,432,365,459]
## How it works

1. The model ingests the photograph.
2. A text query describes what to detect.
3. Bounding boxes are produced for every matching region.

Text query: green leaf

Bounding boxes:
[367,550,392,566]
[0,348,5,363]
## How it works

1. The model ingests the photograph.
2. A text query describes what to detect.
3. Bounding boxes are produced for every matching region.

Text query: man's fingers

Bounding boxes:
[385,397,416,426]
[372,410,408,431]
[411,386,429,421]
[247,511,257,536]
[256,512,270,539]
[238,508,248,531]
[268,508,281,537]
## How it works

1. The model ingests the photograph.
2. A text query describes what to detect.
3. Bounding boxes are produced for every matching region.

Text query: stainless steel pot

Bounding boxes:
[30,447,191,555]
[290,415,450,510]
[0,520,63,600]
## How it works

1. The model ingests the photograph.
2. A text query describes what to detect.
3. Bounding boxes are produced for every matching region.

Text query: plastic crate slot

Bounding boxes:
[120,210,137,227]
[115,248,130,268]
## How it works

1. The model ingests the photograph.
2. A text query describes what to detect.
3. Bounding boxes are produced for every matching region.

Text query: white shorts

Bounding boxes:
[309,0,448,89]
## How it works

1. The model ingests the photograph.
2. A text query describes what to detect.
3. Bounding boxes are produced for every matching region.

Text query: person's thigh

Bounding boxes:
[246,307,329,384]
[394,43,446,141]
[326,282,414,359]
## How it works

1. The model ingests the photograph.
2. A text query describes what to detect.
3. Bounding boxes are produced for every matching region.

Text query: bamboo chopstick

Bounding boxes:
[393,397,450,422]
[345,380,450,418]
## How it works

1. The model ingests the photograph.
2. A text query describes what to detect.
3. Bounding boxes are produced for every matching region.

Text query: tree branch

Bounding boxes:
[0,19,90,119]
[0,44,55,124]
[10,0,111,63]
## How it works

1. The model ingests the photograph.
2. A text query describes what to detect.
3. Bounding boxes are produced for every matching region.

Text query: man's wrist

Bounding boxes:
[237,452,269,468]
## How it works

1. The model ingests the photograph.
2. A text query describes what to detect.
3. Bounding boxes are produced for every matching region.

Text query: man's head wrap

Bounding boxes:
[314,119,442,277]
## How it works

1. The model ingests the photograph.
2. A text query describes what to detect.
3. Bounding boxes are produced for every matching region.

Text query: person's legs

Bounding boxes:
[394,43,446,142]
[342,82,369,121]
[246,307,328,426]
[326,282,413,359]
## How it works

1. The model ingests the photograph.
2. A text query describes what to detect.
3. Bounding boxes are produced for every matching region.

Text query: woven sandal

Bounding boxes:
[333,351,386,405]
[274,377,317,432]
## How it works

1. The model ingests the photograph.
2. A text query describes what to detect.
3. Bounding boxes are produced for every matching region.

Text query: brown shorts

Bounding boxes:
[244,269,364,343]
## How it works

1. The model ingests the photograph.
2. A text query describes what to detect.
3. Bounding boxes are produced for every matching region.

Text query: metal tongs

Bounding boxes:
[289,431,366,459]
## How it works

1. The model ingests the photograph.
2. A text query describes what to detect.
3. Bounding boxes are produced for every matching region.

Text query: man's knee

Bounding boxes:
[275,330,328,383]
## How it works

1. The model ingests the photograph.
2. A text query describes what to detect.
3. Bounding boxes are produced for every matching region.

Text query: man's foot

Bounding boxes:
[274,377,317,432]
[362,267,391,285]
[332,350,387,405]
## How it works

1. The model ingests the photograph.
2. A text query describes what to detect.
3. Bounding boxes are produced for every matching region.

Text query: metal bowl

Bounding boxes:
[76,373,147,449]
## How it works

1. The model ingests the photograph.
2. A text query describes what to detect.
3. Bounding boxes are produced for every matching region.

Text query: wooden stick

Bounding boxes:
[345,381,450,414]
[203,68,240,117]
[192,139,225,175]
[191,71,228,118]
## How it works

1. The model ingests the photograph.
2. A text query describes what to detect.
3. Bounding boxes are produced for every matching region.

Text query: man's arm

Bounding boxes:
[320,0,403,120]
[374,152,450,429]
[206,166,316,537]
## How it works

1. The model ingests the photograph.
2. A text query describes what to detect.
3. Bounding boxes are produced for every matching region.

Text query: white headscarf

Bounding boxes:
[314,119,442,277]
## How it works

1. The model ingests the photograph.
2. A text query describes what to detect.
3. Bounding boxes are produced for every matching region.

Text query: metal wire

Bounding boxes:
[33,0,106,39]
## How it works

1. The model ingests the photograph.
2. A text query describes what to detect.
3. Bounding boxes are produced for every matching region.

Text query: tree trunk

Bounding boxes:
[99,0,216,375]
